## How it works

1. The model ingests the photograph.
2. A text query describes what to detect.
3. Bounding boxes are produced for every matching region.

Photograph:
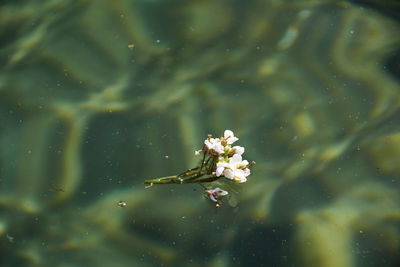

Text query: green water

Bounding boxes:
[0,0,399,266]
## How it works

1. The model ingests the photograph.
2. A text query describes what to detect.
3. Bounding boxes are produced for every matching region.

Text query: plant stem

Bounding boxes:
[144,172,219,185]
[143,154,220,185]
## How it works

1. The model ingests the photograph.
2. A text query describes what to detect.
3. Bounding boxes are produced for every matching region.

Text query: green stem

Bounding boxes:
[144,172,219,185]
[144,154,220,185]
[177,166,200,177]
[199,152,206,173]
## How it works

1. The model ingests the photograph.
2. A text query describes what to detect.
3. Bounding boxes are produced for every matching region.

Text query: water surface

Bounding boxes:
[0,0,399,266]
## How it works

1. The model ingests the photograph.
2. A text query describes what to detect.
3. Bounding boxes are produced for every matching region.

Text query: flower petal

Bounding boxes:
[233,169,247,183]
[216,189,228,196]
[241,160,249,166]
[214,143,225,154]
[224,130,234,138]
[230,154,242,165]
[224,169,234,179]
[215,166,225,177]
[228,137,238,145]
[232,146,244,155]
[208,192,217,202]
[224,130,239,145]
[204,139,212,149]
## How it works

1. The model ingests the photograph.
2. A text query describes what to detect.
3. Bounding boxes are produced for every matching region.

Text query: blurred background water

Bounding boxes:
[1,0,400,266]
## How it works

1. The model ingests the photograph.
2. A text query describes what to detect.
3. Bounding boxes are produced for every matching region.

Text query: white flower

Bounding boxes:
[206,187,228,202]
[204,137,224,154]
[216,154,250,183]
[229,154,249,169]
[224,130,239,145]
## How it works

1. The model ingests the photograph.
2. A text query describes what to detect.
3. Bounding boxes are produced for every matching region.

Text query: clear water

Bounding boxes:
[0,0,399,266]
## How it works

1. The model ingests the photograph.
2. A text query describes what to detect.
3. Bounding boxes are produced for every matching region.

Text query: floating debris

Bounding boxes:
[48,186,65,193]
[118,201,127,207]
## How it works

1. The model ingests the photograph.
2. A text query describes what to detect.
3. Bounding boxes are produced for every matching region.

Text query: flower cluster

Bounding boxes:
[200,130,254,183]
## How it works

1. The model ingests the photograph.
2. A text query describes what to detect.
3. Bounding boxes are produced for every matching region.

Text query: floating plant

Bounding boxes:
[144,130,255,207]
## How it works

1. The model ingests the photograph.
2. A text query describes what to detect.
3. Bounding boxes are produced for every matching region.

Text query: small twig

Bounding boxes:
[145,182,153,188]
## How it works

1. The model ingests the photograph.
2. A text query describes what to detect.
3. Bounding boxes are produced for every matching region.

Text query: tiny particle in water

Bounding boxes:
[128,43,135,49]
[165,155,169,159]
[17,103,21,109]
[118,201,127,207]
[49,186,65,193]
[6,234,14,243]
[156,39,160,43]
